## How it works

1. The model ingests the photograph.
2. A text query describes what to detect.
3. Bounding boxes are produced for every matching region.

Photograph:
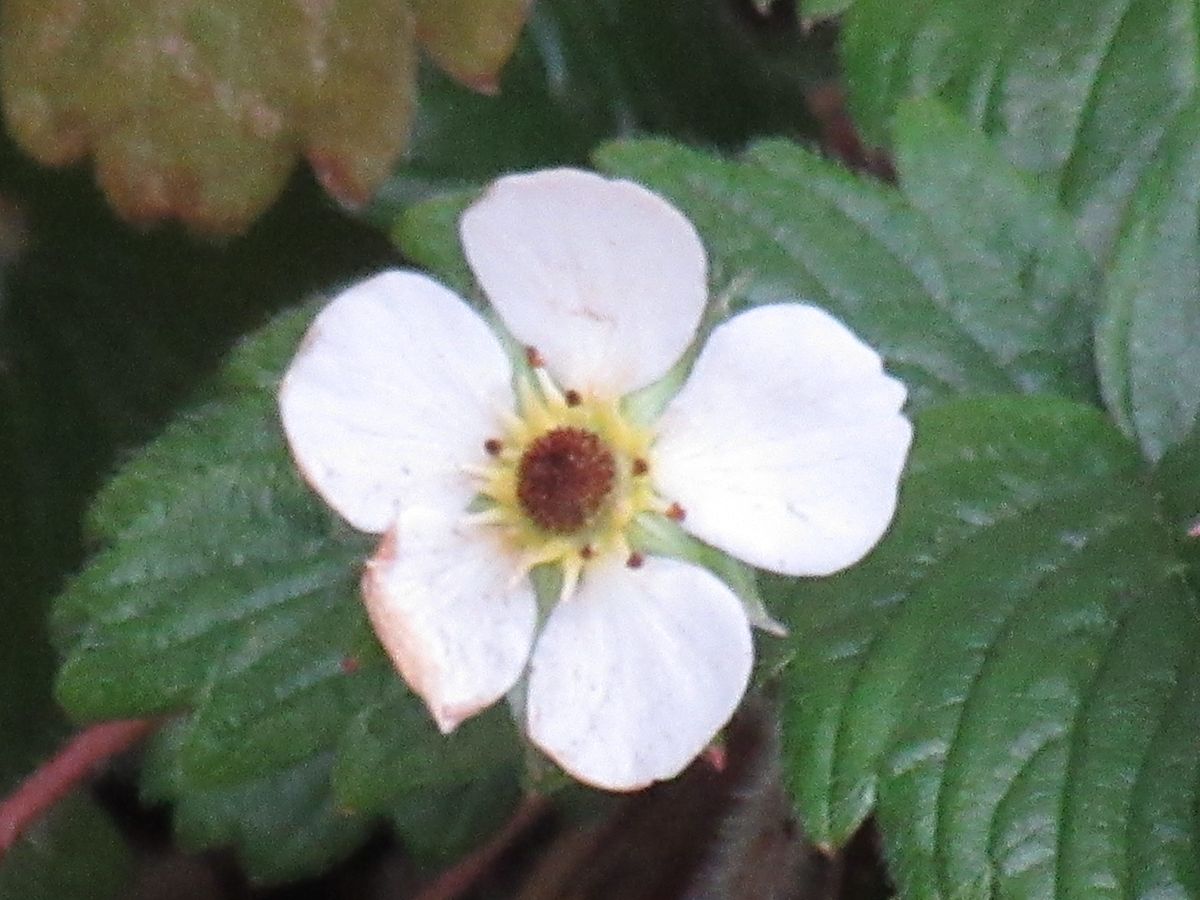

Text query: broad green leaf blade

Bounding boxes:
[772,396,1200,899]
[0,795,132,900]
[173,604,391,786]
[390,770,522,863]
[52,307,374,720]
[335,686,525,862]
[1096,99,1200,461]
[333,682,521,814]
[593,113,1097,411]
[892,100,1097,400]
[843,0,1199,257]
[143,724,368,884]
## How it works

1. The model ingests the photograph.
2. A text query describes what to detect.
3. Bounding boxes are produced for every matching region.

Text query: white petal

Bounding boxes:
[279,271,514,533]
[460,168,707,396]
[653,304,912,576]
[525,555,753,791]
[363,508,537,733]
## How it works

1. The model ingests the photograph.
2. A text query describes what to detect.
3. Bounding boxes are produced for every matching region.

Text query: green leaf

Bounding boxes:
[143,723,369,884]
[333,682,521,813]
[1096,98,1200,461]
[412,0,531,92]
[334,681,524,861]
[53,300,528,877]
[843,0,1200,258]
[1152,423,1200,595]
[389,769,522,863]
[391,189,477,299]
[772,395,1200,899]
[53,307,375,721]
[593,106,1097,412]
[0,795,133,900]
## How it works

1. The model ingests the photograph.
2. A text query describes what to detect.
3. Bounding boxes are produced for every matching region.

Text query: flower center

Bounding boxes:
[466,348,683,601]
[516,427,615,533]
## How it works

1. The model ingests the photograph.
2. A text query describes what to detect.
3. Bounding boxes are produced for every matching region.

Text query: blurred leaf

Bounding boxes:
[1152,424,1200,595]
[772,396,1200,899]
[0,794,132,900]
[392,189,477,298]
[801,0,854,21]
[335,681,524,861]
[590,102,1096,411]
[143,723,369,884]
[843,0,1199,258]
[1096,98,1200,461]
[333,682,520,813]
[413,0,531,92]
[371,0,832,217]
[1,0,418,234]
[391,769,523,863]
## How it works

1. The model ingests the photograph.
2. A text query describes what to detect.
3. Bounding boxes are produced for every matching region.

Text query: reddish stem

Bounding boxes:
[0,718,157,856]
[413,793,552,900]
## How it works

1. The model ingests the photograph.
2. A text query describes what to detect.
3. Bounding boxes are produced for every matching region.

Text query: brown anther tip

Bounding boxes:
[626,552,645,569]
[564,389,582,407]
[666,502,686,521]
[340,656,360,675]
[525,346,545,368]
[580,544,595,560]
[632,458,649,476]
[484,438,503,456]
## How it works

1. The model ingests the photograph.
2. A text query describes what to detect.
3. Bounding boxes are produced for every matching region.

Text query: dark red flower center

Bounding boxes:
[516,427,616,534]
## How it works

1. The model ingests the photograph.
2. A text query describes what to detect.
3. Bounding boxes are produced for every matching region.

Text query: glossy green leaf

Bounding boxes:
[843,0,1199,257]
[592,104,1096,411]
[0,795,132,900]
[772,396,1200,899]
[1096,98,1200,461]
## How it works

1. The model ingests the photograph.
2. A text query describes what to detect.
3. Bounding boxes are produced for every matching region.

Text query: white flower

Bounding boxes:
[278,168,912,791]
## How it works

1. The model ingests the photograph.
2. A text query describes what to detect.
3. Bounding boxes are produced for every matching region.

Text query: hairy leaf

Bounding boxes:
[1096,98,1200,461]
[843,0,1199,257]
[773,396,1200,899]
